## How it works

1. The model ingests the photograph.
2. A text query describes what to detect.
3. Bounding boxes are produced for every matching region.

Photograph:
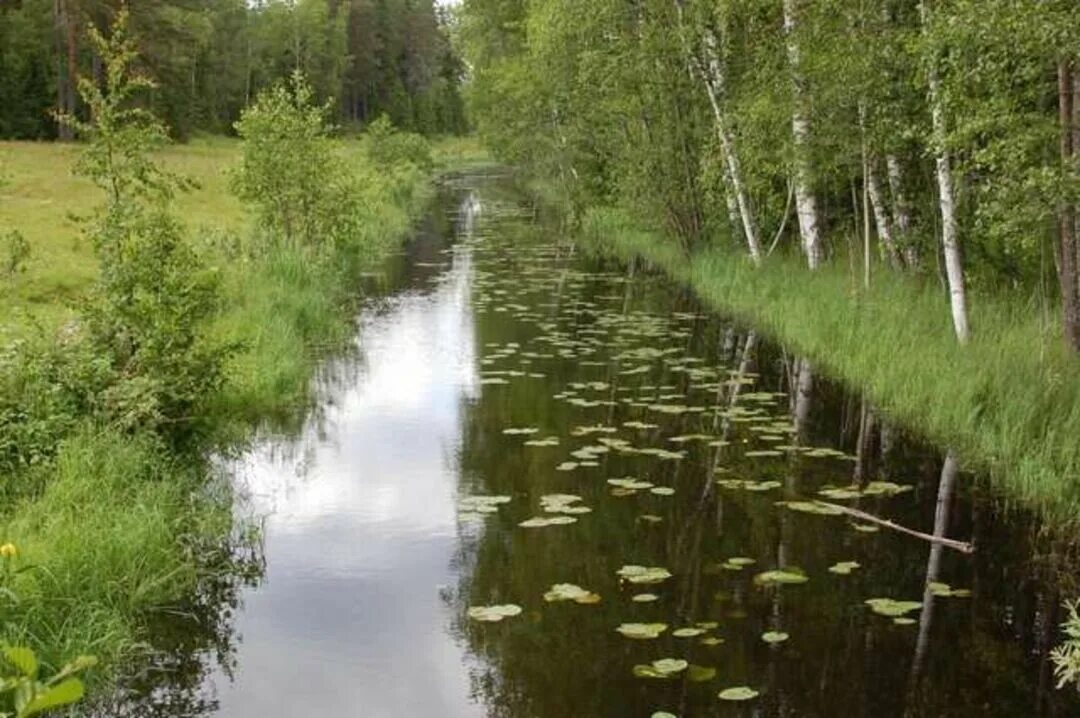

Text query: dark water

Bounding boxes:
[102,173,1080,717]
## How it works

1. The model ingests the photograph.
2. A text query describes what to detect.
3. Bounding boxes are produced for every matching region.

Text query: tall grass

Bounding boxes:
[582,206,1080,523]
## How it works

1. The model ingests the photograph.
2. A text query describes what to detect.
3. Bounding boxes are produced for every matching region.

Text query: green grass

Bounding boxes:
[0,137,246,340]
[0,135,441,692]
[582,206,1080,524]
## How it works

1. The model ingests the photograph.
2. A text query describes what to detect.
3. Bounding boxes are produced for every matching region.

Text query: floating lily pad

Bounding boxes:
[651,713,677,718]
[893,617,917,625]
[650,487,676,496]
[632,593,660,603]
[753,569,809,586]
[779,501,844,516]
[467,604,523,622]
[556,462,578,471]
[608,478,654,490]
[687,665,717,682]
[718,686,759,701]
[762,631,789,644]
[865,598,922,617]
[617,565,673,584]
[616,622,668,639]
[927,582,972,598]
[502,427,539,435]
[828,561,860,575]
[519,516,578,528]
[672,627,706,638]
[651,658,689,675]
[700,637,725,646]
[543,583,601,604]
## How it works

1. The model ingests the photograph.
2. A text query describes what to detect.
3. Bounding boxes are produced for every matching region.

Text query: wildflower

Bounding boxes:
[0,543,17,558]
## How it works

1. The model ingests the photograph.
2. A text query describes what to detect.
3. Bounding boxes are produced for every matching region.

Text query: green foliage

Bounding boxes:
[0,645,95,718]
[364,116,434,173]
[0,0,466,140]
[59,10,229,440]
[1052,600,1080,690]
[232,72,339,249]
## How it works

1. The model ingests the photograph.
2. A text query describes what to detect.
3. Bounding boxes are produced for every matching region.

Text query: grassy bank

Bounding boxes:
[0,133,443,694]
[582,207,1080,522]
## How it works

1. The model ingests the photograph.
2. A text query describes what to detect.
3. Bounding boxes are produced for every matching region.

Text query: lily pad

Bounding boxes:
[543,583,601,604]
[687,665,717,682]
[632,593,660,603]
[616,622,668,640]
[467,604,523,622]
[718,686,759,701]
[762,631,789,644]
[865,598,922,617]
[753,569,809,586]
[617,565,673,584]
[828,561,860,575]
[672,627,706,638]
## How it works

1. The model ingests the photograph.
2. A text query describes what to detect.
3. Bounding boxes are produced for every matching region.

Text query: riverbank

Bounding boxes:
[0,135,460,694]
[581,206,1080,524]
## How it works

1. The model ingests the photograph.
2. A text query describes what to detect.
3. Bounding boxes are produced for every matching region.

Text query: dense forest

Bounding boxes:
[0,0,467,139]
[460,0,1080,351]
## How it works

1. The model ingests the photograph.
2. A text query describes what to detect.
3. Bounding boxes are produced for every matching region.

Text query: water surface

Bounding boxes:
[108,173,1079,717]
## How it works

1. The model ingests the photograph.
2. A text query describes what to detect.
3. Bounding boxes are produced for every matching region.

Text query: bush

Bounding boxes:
[232,72,342,250]
[363,115,433,173]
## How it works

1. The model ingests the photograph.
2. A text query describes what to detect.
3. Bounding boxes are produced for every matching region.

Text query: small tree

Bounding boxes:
[59,9,227,440]
[232,71,336,249]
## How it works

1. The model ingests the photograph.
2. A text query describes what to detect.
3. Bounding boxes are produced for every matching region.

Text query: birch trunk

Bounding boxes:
[782,0,823,270]
[699,27,763,264]
[1057,60,1080,353]
[866,156,902,269]
[886,154,918,268]
[920,0,970,344]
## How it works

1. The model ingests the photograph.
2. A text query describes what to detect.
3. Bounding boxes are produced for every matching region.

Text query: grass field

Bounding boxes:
[0,138,246,338]
[582,206,1080,525]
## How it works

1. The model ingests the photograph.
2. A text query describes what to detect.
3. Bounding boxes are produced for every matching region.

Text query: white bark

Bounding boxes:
[699,29,763,264]
[885,154,917,268]
[920,1,970,344]
[866,158,902,268]
[782,0,823,270]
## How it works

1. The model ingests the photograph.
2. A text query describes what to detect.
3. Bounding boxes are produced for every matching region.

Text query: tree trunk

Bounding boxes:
[1057,60,1080,353]
[866,156,902,269]
[782,0,823,270]
[54,0,77,140]
[886,154,918,268]
[920,1,970,344]
[696,24,763,264]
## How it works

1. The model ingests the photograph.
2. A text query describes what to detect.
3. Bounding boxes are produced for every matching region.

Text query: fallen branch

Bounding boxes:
[817,501,975,554]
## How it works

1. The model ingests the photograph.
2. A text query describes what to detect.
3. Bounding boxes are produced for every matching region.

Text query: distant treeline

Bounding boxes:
[0,0,467,140]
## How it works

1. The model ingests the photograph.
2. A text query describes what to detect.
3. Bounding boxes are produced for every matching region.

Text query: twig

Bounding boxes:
[816,501,975,554]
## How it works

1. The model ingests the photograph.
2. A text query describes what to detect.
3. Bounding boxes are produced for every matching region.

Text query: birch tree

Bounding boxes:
[919,0,970,344]
[673,1,762,264]
[781,0,823,269]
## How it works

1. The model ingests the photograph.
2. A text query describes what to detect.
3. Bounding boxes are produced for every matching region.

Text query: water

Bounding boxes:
[105,173,1080,717]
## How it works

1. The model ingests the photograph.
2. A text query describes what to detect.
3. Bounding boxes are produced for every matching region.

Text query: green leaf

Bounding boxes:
[3,647,37,680]
[19,679,84,717]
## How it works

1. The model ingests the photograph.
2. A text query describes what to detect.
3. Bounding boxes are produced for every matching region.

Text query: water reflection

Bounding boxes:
[108,174,1080,717]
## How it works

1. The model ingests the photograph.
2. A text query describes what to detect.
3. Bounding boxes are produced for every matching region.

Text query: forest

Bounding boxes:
[0,0,466,138]
[1,0,1080,716]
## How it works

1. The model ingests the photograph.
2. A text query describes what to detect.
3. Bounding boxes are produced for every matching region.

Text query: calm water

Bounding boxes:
[101,173,1080,717]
